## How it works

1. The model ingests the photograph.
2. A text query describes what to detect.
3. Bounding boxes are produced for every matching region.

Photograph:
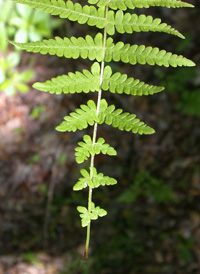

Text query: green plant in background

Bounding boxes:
[118,170,178,204]
[21,252,41,265]
[155,67,200,117]
[0,0,63,47]
[177,235,195,262]
[0,0,63,96]
[0,52,34,96]
[9,1,63,43]
[0,0,14,51]
[10,0,195,258]
[31,105,46,119]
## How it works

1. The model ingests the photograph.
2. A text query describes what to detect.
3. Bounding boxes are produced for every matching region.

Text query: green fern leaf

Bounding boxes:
[75,134,117,164]
[33,62,101,94]
[106,11,184,38]
[88,0,194,10]
[11,0,196,256]
[105,39,196,67]
[56,99,154,135]
[77,206,91,227]
[11,0,106,28]
[98,99,155,134]
[102,64,164,95]
[11,0,184,38]
[90,202,107,217]
[10,33,104,62]
[73,168,117,191]
[34,61,164,96]
[77,202,107,227]
[56,100,98,132]
[10,34,195,68]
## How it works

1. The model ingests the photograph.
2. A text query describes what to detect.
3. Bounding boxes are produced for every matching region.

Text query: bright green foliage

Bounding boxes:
[34,62,164,95]
[11,33,195,67]
[73,167,117,191]
[106,11,184,37]
[11,0,195,257]
[0,0,14,51]
[88,0,194,10]
[0,0,62,51]
[10,2,63,43]
[56,99,154,134]
[0,0,63,97]
[105,40,195,67]
[77,202,107,227]
[75,135,117,164]
[56,100,98,132]
[98,99,155,134]
[11,0,185,37]
[33,62,101,94]
[102,64,164,95]
[0,52,34,96]
[10,34,104,61]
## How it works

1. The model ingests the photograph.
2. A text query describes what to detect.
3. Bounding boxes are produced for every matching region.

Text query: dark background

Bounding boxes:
[0,0,200,273]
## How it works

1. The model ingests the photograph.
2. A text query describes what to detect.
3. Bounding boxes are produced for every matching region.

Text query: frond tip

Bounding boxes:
[106,11,185,38]
[102,64,165,95]
[105,38,196,67]
[98,99,155,135]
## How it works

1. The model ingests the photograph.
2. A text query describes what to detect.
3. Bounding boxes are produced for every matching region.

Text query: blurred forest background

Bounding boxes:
[0,0,200,273]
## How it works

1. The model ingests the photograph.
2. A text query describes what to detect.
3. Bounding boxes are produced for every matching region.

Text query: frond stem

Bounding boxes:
[84,0,110,259]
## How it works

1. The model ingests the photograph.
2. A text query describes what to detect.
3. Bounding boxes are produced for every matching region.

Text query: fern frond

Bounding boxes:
[105,39,196,67]
[56,100,98,132]
[33,62,101,94]
[98,99,155,135]
[88,0,194,10]
[12,0,106,28]
[56,99,154,134]
[107,11,184,38]
[11,0,184,38]
[75,135,117,164]
[10,34,195,68]
[102,64,164,95]
[77,202,107,227]
[10,33,104,62]
[34,61,164,95]
[11,0,196,257]
[73,168,117,191]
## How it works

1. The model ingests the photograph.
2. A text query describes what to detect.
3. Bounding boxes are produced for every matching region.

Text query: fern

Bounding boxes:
[56,98,154,134]
[11,33,194,67]
[74,167,117,190]
[11,0,195,258]
[77,201,107,227]
[33,63,101,94]
[33,62,164,95]
[75,135,117,164]
[88,0,194,10]
[11,0,186,37]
